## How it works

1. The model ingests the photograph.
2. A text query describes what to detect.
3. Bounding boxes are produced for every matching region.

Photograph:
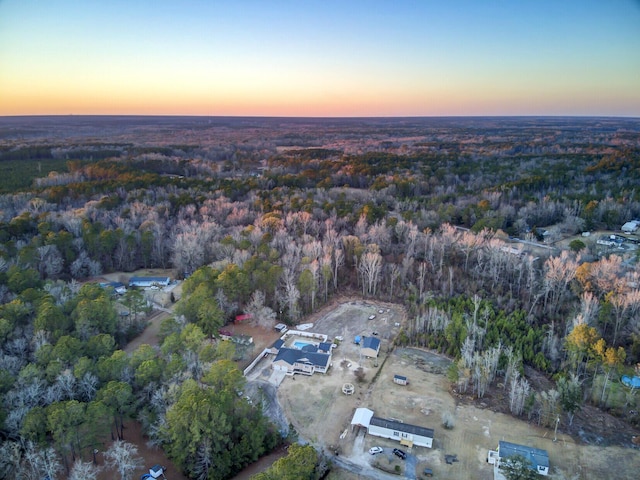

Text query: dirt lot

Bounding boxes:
[273,301,640,480]
[95,421,188,480]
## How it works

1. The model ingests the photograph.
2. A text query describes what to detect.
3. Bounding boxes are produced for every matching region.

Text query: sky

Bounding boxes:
[0,0,639,117]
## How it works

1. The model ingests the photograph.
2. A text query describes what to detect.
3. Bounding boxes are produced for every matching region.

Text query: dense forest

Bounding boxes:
[0,116,639,479]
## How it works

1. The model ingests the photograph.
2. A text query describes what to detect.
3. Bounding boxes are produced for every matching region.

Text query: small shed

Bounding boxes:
[148,464,166,478]
[361,336,381,358]
[274,323,288,332]
[393,374,408,386]
[235,313,252,324]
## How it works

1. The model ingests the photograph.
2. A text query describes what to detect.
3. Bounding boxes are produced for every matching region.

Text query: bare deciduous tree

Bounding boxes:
[104,440,143,480]
[509,371,531,416]
[359,246,383,297]
[245,290,276,328]
[69,460,101,480]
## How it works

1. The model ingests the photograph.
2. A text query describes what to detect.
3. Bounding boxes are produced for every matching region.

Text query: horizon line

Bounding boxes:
[1,113,639,120]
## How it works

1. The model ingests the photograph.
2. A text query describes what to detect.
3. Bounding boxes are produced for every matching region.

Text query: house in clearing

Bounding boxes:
[99,281,127,295]
[393,374,408,386]
[488,440,549,477]
[272,346,331,376]
[622,220,640,233]
[361,336,381,358]
[128,276,171,288]
[351,408,433,448]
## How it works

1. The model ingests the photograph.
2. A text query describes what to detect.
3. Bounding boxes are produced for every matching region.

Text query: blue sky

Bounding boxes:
[1,0,639,116]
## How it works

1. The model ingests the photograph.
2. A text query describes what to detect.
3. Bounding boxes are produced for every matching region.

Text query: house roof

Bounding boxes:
[370,416,434,439]
[271,338,285,350]
[318,342,332,351]
[362,336,380,350]
[351,407,374,427]
[129,276,170,285]
[499,440,549,469]
[100,281,125,288]
[274,347,330,368]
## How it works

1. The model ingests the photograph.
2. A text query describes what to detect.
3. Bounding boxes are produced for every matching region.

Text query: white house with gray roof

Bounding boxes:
[488,440,549,477]
[350,408,433,448]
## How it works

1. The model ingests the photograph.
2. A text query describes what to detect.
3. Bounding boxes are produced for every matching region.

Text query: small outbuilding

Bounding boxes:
[393,374,408,386]
[148,464,166,478]
[234,313,252,324]
[99,281,127,295]
[361,336,381,358]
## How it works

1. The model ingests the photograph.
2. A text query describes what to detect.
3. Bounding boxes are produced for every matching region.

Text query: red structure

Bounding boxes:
[234,313,252,324]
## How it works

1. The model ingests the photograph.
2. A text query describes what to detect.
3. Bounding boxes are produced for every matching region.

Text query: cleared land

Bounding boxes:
[270,301,640,480]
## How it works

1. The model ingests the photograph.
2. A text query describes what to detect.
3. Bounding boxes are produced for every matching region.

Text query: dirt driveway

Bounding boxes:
[275,302,640,480]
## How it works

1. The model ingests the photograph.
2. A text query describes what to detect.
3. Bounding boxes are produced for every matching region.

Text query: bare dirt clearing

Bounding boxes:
[275,301,640,480]
[95,421,188,480]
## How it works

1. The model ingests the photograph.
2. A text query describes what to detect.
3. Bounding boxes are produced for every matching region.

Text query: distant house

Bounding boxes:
[99,281,127,295]
[622,220,640,234]
[272,346,331,376]
[361,336,381,358]
[128,276,170,288]
[488,440,549,477]
[596,236,616,247]
[393,374,408,386]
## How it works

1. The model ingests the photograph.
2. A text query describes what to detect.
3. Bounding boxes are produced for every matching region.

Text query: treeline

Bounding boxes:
[0,278,280,479]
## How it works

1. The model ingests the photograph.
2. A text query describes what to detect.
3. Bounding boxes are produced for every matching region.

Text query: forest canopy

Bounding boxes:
[0,116,639,479]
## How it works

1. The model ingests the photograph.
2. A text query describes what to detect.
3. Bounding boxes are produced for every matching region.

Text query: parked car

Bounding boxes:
[393,448,407,459]
[423,467,433,477]
[369,446,383,455]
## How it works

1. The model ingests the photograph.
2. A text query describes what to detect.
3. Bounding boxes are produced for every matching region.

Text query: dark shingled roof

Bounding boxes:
[274,347,330,368]
[369,416,434,439]
[362,336,380,350]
